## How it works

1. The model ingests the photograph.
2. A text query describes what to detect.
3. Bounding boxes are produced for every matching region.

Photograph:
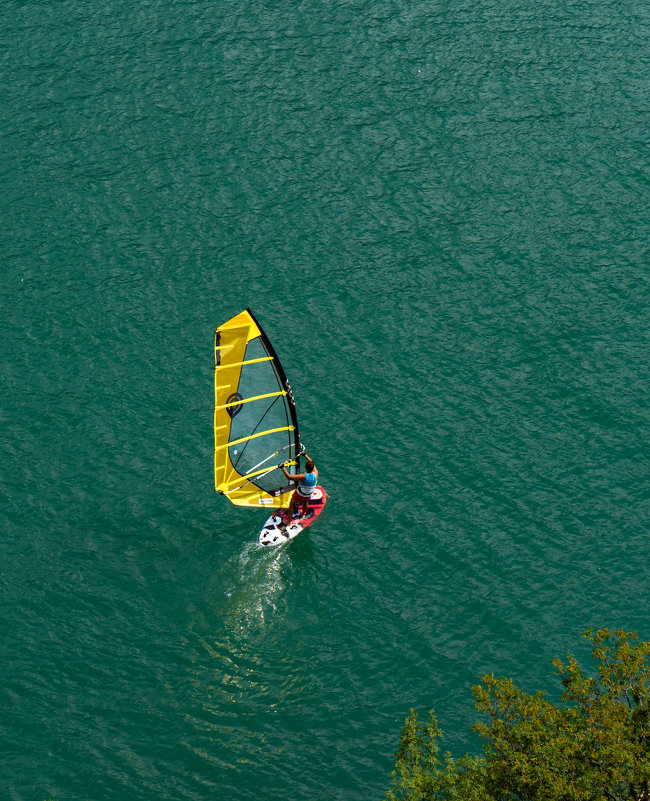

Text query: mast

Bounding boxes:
[245,307,301,476]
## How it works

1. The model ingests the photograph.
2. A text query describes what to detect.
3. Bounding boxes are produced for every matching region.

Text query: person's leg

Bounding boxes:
[282,491,298,528]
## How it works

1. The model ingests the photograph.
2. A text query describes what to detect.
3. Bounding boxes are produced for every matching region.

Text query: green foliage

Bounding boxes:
[385,709,493,801]
[386,630,650,801]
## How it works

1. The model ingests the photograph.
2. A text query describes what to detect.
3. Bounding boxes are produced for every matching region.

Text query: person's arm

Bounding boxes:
[301,454,318,479]
[279,464,305,482]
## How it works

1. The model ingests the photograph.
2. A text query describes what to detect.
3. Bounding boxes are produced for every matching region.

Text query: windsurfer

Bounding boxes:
[278,453,318,527]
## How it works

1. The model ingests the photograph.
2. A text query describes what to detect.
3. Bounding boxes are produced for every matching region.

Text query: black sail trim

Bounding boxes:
[246,307,301,459]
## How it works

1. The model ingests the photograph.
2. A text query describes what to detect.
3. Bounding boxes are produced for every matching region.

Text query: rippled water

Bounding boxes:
[2,0,649,798]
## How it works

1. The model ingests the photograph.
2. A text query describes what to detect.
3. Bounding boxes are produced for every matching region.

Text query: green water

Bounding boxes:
[2,0,649,798]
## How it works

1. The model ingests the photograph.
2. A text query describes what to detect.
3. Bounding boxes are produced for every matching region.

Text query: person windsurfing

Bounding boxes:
[278,450,318,528]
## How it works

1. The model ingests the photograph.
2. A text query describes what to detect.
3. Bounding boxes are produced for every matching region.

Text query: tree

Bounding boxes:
[385,630,650,801]
[385,709,492,801]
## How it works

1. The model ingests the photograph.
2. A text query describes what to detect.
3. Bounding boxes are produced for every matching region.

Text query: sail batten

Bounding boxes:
[222,460,297,491]
[214,390,286,412]
[222,356,274,369]
[214,309,300,508]
[213,425,295,451]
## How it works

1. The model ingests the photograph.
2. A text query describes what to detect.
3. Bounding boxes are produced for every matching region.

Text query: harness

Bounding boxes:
[297,471,317,498]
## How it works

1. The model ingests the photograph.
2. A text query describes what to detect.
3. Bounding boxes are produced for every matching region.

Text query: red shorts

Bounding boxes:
[291,489,311,505]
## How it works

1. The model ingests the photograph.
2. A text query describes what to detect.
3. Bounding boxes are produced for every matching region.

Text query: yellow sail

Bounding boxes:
[214,309,300,508]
